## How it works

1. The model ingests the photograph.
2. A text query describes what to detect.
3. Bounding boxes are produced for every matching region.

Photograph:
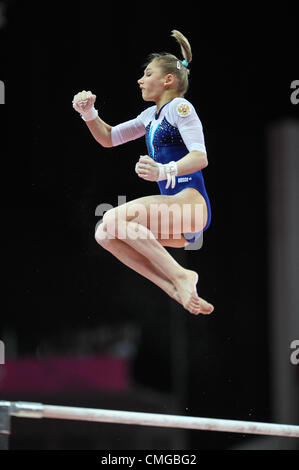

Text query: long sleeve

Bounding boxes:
[111,107,154,146]
[168,98,207,154]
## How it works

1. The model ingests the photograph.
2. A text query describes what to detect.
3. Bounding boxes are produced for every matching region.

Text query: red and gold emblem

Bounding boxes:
[176,102,191,117]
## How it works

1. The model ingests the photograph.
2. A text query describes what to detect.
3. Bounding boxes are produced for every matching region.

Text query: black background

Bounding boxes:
[2,1,299,450]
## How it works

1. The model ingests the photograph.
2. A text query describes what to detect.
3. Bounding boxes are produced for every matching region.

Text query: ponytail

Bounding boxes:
[171,30,192,65]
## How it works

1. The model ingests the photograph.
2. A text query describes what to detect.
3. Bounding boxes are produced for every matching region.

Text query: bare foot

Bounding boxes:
[162,281,182,305]
[169,286,182,305]
[174,269,214,315]
[155,267,213,315]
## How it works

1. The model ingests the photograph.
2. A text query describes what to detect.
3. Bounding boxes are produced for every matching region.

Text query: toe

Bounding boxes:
[189,301,214,316]
[201,304,214,315]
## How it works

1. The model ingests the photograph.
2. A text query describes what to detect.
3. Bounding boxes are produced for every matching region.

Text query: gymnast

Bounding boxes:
[72,30,214,316]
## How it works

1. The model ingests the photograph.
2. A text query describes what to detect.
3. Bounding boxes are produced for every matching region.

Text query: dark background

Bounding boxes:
[1,1,298,450]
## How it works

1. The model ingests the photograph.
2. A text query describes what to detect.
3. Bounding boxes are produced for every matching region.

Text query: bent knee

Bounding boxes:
[102,208,120,234]
[102,208,116,225]
[95,222,113,247]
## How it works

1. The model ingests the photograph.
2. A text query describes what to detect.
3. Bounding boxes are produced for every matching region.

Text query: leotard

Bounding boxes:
[111,97,211,242]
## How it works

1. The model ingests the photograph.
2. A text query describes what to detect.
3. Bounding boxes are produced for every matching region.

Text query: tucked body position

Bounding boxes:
[72,30,214,316]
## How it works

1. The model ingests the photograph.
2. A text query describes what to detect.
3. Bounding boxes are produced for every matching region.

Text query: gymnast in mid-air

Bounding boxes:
[72,30,214,316]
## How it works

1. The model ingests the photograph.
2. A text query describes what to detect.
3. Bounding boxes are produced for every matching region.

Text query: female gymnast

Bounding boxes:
[72,30,214,316]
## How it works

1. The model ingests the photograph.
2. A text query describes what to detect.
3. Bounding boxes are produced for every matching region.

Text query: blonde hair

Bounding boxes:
[144,30,192,95]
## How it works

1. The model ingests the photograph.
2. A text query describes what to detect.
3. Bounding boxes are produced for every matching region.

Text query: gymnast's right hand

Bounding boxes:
[72,90,98,121]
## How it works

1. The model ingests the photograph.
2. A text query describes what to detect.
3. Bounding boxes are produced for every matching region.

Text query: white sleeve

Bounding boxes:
[111,108,150,147]
[169,99,207,154]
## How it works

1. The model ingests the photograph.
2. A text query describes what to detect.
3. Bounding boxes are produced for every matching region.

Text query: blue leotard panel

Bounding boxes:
[145,116,212,237]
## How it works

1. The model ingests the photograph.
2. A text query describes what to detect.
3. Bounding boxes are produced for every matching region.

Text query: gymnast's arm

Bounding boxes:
[85,116,112,148]
[72,91,113,147]
[72,90,145,148]
[87,116,146,148]
[176,150,208,175]
[174,101,209,173]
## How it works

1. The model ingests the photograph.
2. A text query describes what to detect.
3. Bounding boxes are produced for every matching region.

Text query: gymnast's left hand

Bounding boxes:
[135,155,159,182]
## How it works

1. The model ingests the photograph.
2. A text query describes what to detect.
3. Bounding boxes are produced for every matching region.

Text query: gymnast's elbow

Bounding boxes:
[95,132,113,148]
[99,139,113,148]
[194,150,208,169]
[95,125,113,148]
[202,158,208,169]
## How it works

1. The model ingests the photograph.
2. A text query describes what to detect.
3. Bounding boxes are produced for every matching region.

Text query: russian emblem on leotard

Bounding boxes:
[176,102,191,117]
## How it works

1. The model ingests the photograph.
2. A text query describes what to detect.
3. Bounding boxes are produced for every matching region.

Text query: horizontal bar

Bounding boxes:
[10,401,44,419]
[4,401,299,438]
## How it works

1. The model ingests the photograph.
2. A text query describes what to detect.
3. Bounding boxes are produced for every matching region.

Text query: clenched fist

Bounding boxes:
[72,90,96,114]
[135,155,178,189]
[135,155,160,181]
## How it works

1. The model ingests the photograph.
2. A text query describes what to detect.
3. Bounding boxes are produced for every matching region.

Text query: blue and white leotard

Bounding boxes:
[111,97,211,243]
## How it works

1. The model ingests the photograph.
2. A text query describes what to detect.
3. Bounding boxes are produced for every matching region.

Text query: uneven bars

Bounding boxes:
[1,401,299,438]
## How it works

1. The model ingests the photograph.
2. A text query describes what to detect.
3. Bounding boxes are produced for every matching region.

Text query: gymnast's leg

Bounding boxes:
[101,192,214,315]
[106,219,212,315]
[95,222,181,303]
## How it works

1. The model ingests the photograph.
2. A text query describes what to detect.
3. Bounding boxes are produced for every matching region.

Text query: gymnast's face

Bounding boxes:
[138,60,168,102]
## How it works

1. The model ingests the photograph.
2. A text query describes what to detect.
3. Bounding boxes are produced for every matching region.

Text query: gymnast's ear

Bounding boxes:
[164,73,175,87]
